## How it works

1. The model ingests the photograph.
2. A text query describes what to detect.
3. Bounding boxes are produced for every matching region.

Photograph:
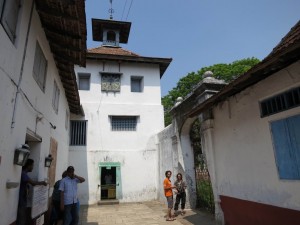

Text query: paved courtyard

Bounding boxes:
[79,201,216,225]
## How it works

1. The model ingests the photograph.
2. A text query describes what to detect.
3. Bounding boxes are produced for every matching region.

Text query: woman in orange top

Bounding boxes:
[163,170,176,221]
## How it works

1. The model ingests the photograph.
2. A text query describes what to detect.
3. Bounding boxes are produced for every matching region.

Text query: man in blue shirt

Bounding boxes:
[59,166,85,225]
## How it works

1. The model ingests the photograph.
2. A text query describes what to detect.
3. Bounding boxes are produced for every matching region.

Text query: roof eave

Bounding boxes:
[35,0,87,114]
[86,53,172,77]
[188,38,300,118]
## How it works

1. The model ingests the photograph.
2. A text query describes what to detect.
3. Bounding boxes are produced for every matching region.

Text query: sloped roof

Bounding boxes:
[88,46,139,56]
[91,19,131,43]
[268,20,300,58]
[87,46,172,77]
[35,0,87,114]
[189,20,300,117]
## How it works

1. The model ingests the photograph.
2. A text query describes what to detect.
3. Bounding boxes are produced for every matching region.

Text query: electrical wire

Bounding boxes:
[121,0,128,21]
[125,0,133,21]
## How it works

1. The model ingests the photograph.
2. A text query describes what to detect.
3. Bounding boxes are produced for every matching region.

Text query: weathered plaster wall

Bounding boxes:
[156,122,197,209]
[211,61,300,210]
[69,147,158,204]
[157,125,176,202]
[0,2,71,224]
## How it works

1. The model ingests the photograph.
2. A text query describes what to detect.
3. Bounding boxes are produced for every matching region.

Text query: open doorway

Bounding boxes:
[190,119,215,214]
[100,166,116,200]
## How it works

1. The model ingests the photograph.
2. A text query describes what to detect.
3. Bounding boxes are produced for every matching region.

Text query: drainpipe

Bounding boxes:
[11,0,35,128]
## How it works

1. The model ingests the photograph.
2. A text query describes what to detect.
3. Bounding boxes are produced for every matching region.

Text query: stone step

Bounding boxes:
[97,199,119,205]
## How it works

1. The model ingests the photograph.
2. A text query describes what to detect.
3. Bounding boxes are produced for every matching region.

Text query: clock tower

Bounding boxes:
[71,1,172,205]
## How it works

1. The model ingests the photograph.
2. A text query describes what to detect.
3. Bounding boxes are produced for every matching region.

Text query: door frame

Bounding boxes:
[99,162,122,200]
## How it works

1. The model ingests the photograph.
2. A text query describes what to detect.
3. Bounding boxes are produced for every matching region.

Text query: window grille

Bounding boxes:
[260,86,300,117]
[111,116,137,131]
[70,120,87,146]
[101,73,121,92]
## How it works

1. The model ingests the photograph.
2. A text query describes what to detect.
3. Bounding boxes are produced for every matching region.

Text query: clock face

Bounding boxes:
[101,74,121,92]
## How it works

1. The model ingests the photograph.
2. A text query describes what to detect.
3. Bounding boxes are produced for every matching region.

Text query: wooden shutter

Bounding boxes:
[271,117,300,179]
[39,55,47,90]
[52,81,60,112]
[33,42,47,91]
[1,0,20,41]
[48,137,58,187]
[33,43,41,81]
[55,86,60,113]
[286,115,300,176]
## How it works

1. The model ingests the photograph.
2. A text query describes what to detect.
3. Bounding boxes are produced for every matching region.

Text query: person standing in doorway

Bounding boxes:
[163,170,176,221]
[59,166,85,225]
[17,158,47,225]
[174,173,187,216]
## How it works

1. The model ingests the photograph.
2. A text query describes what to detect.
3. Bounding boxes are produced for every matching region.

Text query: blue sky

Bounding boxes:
[86,0,300,96]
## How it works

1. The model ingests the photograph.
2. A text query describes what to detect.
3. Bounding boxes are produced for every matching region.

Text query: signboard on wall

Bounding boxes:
[31,185,49,219]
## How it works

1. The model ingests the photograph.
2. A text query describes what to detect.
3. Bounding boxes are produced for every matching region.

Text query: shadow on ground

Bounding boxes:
[78,201,216,225]
[177,209,216,225]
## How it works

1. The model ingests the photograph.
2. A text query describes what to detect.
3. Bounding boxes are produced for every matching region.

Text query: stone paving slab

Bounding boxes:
[78,201,216,225]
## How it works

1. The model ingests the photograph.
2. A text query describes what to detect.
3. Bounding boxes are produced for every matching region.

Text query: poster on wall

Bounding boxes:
[31,185,49,219]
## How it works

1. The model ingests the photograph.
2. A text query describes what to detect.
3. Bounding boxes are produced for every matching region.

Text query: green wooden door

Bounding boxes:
[116,166,122,199]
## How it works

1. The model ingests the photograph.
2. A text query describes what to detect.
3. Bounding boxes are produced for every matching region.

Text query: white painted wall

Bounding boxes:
[211,61,300,210]
[71,59,164,204]
[156,121,197,209]
[0,2,71,224]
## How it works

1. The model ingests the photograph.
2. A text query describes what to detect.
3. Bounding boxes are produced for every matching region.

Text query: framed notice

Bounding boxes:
[31,185,49,219]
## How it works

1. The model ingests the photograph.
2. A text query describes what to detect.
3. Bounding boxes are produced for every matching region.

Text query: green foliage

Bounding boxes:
[196,179,215,213]
[190,119,202,166]
[197,57,260,82]
[162,57,260,126]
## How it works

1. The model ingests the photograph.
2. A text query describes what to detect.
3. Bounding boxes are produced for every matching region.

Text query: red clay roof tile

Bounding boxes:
[88,46,140,56]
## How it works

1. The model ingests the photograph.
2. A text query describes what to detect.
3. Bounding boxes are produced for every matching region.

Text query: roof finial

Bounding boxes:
[109,0,114,20]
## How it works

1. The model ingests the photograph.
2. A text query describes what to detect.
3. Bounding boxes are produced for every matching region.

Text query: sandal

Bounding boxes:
[166,218,175,221]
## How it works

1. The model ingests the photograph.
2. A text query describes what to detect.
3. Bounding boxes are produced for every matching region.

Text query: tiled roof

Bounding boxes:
[268,20,300,57]
[88,46,140,57]
[86,46,172,77]
[188,20,300,117]
[35,0,86,115]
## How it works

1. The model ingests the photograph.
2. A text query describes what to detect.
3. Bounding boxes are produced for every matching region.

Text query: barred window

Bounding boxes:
[70,120,87,146]
[110,116,138,131]
[260,86,300,117]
